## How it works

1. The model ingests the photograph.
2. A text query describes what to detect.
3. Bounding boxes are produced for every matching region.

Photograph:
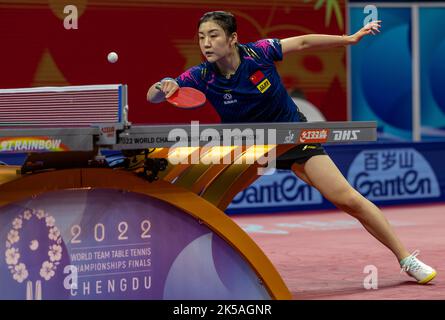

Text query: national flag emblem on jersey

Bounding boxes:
[249,70,271,93]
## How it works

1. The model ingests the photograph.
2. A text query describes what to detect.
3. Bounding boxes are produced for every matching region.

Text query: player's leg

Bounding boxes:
[291,154,436,283]
[290,166,313,186]
[291,154,410,260]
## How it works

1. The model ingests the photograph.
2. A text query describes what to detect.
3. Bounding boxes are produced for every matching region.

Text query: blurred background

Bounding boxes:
[0,0,349,124]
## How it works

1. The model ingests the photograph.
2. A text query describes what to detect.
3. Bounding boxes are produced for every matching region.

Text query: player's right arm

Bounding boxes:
[146,78,179,103]
[147,66,202,103]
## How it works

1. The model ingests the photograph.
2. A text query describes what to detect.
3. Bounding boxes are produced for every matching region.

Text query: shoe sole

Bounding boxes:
[418,270,437,284]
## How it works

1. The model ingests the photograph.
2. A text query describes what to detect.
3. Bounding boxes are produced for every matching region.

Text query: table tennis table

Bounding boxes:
[0,84,377,300]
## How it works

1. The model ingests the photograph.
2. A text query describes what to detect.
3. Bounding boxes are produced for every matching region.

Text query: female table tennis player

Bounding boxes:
[147,11,436,284]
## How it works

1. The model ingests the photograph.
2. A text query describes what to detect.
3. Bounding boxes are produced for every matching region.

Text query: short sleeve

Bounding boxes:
[175,65,202,88]
[249,38,283,64]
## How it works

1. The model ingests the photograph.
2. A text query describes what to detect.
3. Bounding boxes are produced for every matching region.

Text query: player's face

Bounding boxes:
[198,21,236,63]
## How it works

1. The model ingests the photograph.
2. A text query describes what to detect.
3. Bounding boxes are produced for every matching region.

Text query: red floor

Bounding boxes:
[232,203,445,300]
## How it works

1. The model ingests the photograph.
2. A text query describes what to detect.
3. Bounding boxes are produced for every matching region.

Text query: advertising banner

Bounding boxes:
[227,142,445,214]
[349,7,413,141]
[420,8,445,141]
[0,189,270,299]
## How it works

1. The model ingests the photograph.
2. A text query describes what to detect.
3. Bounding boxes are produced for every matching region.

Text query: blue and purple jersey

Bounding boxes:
[175,38,301,123]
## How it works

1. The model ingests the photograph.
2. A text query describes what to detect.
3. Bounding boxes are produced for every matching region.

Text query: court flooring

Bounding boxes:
[232,203,445,299]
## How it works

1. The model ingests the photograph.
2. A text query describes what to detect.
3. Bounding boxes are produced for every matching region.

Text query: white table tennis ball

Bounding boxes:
[107,52,118,63]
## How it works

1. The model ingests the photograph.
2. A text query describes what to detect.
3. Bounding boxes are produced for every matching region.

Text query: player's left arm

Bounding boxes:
[281,20,381,55]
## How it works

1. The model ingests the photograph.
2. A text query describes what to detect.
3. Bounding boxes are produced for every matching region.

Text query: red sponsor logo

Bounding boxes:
[249,70,265,85]
[101,126,115,138]
[101,126,115,134]
[299,129,329,143]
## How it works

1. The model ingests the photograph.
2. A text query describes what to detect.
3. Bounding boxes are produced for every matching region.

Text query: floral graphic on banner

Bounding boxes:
[304,0,344,29]
[5,209,63,300]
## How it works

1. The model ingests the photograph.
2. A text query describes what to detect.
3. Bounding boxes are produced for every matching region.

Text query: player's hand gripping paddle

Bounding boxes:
[156,84,206,109]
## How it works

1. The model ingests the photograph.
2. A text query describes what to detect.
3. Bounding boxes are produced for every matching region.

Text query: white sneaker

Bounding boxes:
[400,250,437,284]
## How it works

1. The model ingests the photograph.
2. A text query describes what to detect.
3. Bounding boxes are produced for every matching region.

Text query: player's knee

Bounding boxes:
[331,189,364,214]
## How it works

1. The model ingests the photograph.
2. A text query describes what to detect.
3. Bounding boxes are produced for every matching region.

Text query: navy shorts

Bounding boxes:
[274,110,327,169]
[275,143,327,170]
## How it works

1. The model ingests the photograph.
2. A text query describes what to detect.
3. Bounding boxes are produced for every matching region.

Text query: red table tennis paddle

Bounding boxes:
[156,84,206,109]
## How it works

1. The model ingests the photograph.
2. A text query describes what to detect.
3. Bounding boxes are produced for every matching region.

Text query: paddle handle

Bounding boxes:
[155,78,177,91]
[155,83,175,100]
